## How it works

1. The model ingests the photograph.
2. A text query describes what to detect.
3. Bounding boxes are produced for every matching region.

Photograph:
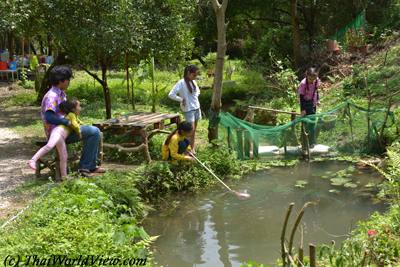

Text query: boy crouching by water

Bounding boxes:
[162,121,195,163]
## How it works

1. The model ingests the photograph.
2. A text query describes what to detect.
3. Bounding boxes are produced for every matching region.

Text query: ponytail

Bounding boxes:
[183,65,199,94]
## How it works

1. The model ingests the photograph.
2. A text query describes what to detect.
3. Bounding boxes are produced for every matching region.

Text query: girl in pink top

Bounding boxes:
[298,68,320,146]
[298,67,320,116]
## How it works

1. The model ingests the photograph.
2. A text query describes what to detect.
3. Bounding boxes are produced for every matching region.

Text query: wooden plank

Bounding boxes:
[95,113,180,130]
[125,114,173,128]
[138,113,168,124]
[142,114,180,125]
[126,113,165,126]
[97,112,149,126]
[119,112,148,122]
[123,112,159,123]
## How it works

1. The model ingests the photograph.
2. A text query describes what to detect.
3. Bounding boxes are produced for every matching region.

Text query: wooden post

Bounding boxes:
[298,226,304,266]
[140,129,152,163]
[284,130,288,155]
[301,122,310,160]
[309,244,316,267]
[347,103,355,149]
[244,130,251,159]
[227,127,232,149]
[281,203,295,266]
[252,134,259,158]
[236,129,244,159]
[289,202,312,255]
[298,248,304,266]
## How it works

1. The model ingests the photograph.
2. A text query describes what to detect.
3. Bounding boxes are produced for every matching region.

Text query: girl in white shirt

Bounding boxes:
[168,65,201,153]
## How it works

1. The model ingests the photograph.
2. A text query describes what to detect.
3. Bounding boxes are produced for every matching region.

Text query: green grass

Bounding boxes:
[2,91,37,107]
[0,176,152,264]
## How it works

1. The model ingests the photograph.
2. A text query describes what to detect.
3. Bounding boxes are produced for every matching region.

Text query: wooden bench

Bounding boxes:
[93,112,180,162]
[34,132,104,180]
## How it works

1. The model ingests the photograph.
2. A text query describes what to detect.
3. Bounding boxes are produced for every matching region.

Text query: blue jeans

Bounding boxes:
[66,125,100,171]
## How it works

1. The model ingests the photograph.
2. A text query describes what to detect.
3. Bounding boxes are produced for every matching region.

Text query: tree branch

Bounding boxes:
[211,0,221,12]
[79,65,104,85]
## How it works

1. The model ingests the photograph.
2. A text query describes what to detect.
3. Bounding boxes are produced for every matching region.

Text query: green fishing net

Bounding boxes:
[218,100,395,159]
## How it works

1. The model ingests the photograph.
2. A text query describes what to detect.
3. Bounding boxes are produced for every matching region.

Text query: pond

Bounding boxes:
[144,161,386,267]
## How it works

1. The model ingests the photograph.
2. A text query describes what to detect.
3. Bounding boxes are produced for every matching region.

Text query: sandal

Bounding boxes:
[78,169,95,177]
[90,167,106,174]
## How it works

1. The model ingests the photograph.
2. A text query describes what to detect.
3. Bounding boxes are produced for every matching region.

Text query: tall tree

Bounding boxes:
[291,0,301,70]
[208,0,228,142]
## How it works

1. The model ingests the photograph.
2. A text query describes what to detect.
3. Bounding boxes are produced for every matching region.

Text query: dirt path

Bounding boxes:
[0,83,137,220]
[0,83,39,219]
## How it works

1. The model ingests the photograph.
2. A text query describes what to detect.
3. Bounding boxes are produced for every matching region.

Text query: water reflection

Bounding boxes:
[145,161,386,267]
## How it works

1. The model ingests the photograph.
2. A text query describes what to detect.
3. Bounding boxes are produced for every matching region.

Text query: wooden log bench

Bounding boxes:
[93,112,181,163]
[34,132,104,180]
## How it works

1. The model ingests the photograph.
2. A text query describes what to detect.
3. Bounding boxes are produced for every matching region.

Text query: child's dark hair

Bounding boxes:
[305,67,319,92]
[305,67,318,78]
[164,121,193,145]
[183,65,199,94]
[59,98,79,114]
[49,65,73,86]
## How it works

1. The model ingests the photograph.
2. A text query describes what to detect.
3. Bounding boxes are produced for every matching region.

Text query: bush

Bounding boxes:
[131,145,242,202]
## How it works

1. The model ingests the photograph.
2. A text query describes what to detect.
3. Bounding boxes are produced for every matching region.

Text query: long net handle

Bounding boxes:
[189,152,234,192]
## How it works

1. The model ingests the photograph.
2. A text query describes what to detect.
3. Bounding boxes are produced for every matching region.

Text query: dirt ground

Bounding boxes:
[0,83,41,219]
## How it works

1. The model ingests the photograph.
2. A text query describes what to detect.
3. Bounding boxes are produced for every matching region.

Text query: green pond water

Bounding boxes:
[144,161,386,267]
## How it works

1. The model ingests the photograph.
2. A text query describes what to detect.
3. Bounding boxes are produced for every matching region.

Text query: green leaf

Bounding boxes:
[113,231,126,245]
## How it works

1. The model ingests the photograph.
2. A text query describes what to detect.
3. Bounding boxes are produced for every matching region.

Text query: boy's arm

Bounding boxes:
[44,110,70,126]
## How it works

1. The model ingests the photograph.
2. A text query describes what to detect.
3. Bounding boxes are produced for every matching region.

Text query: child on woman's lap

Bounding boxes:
[28,99,82,180]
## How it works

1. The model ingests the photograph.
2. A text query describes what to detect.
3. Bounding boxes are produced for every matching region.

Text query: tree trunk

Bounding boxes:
[208,0,228,142]
[150,57,156,113]
[291,0,301,70]
[130,73,135,110]
[101,62,112,119]
[125,52,130,104]
[8,32,15,57]
[30,41,37,55]
[47,34,53,56]
[39,38,45,55]
[36,53,72,104]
